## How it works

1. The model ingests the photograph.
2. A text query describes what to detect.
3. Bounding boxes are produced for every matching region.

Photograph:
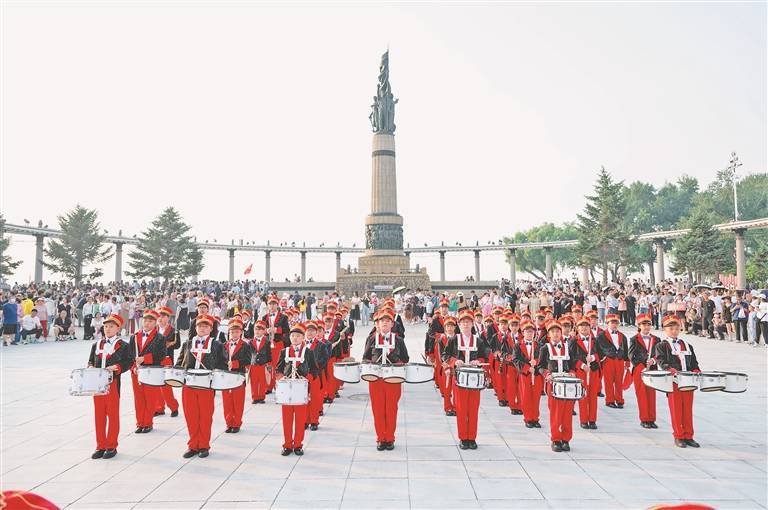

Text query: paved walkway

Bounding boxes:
[1,322,766,509]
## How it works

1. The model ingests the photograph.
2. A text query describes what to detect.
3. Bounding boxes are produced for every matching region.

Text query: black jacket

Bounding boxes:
[441,334,488,366]
[276,344,321,378]
[128,329,166,367]
[248,336,272,366]
[653,338,700,372]
[175,336,227,371]
[363,333,409,364]
[222,339,253,374]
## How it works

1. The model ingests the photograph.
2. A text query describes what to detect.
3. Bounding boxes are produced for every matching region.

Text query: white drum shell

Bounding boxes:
[405,363,434,384]
[276,378,309,405]
[641,370,674,393]
[185,369,213,390]
[382,365,407,384]
[360,363,382,382]
[698,372,726,392]
[719,371,748,393]
[137,366,167,387]
[70,367,113,396]
[164,367,186,387]
[334,362,361,384]
[551,376,585,400]
[211,369,246,390]
[675,372,700,391]
[455,367,485,390]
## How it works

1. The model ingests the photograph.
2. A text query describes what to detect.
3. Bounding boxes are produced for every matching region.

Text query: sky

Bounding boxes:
[2,1,766,284]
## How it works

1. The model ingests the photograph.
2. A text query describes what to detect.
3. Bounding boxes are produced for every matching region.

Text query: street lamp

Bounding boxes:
[727,152,743,221]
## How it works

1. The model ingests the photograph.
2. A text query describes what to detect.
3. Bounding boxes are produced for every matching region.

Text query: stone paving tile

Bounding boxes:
[1,323,766,510]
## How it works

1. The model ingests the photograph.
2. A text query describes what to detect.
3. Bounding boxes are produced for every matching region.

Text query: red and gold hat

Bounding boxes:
[195,314,215,326]
[458,311,474,323]
[290,323,306,335]
[267,295,279,304]
[560,314,574,325]
[242,310,252,318]
[534,310,546,318]
[254,320,267,329]
[473,310,484,318]
[228,318,244,330]
[493,306,504,314]
[520,319,535,331]
[508,313,521,324]
[377,309,395,321]
[143,309,159,320]
[605,313,620,323]
[546,320,563,332]
[637,313,653,324]
[157,306,173,317]
[483,315,494,323]
[439,299,450,307]
[305,321,318,330]
[326,301,338,310]
[444,315,458,326]
[575,316,591,327]
[662,315,681,328]
[197,298,211,309]
[103,313,124,328]
[571,305,582,313]
[586,310,598,319]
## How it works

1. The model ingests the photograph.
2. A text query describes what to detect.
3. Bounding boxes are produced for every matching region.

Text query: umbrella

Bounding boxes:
[602,286,614,292]
[392,286,406,295]
[693,284,712,290]
[712,285,727,290]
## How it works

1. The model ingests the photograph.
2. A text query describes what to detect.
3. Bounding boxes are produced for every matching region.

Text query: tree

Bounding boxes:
[43,205,112,285]
[127,207,203,281]
[670,208,733,282]
[746,242,768,287]
[503,222,578,279]
[0,214,22,279]
[575,167,633,285]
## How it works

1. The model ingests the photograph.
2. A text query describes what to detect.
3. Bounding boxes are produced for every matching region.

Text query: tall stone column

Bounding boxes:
[734,229,746,289]
[335,251,342,276]
[34,234,45,283]
[114,242,123,282]
[508,248,516,288]
[582,267,590,289]
[439,251,446,281]
[648,260,656,286]
[473,250,481,282]
[228,249,235,283]
[300,251,307,282]
[544,247,553,281]
[654,239,665,283]
[264,250,271,282]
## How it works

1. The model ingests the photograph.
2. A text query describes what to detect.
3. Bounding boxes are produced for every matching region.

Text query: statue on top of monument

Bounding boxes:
[369,50,398,134]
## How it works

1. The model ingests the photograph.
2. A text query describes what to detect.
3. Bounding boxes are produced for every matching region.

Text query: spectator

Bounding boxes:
[20,308,43,343]
[2,297,20,346]
[53,309,75,341]
[35,297,49,339]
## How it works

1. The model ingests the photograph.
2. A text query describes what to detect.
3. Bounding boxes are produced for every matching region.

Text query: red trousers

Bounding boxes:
[268,342,283,391]
[182,386,215,450]
[222,384,246,428]
[547,393,574,442]
[519,373,543,422]
[307,374,323,425]
[667,385,694,439]
[281,404,308,448]
[440,368,454,412]
[492,361,504,402]
[249,364,268,401]
[369,379,402,443]
[602,358,625,405]
[156,385,179,413]
[453,385,481,441]
[633,365,656,422]
[503,365,521,411]
[131,370,161,427]
[325,357,339,401]
[575,368,600,424]
[93,379,120,450]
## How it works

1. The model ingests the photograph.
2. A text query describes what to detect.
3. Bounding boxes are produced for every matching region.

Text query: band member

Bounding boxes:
[129,309,166,434]
[322,313,343,403]
[500,314,523,415]
[425,299,450,384]
[533,311,548,341]
[443,311,488,450]
[276,323,319,456]
[654,315,701,448]
[340,306,354,356]
[363,309,409,451]
[539,320,576,452]
[88,314,133,459]
[488,315,508,406]
[176,314,226,458]
[263,295,290,393]
[570,316,600,429]
[156,306,180,417]
[571,305,584,323]
[304,321,327,430]
[587,310,605,397]
[435,316,457,416]
[242,310,255,339]
[513,320,543,428]
[629,313,659,429]
[248,320,272,404]
[597,314,629,408]
[222,318,251,433]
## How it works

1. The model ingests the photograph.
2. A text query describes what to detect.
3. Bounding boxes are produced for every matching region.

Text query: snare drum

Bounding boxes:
[164,367,186,387]
[405,363,434,384]
[641,370,674,393]
[551,376,585,400]
[211,369,246,390]
[360,363,382,382]
[718,371,748,393]
[675,371,699,391]
[275,377,309,405]
[70,367,113,396]
[698,372,726,392]
[137,366,167,387]
[455,367,485,390]
[333,362,361,384]
[382,364,407,384]
[184,369,213,390]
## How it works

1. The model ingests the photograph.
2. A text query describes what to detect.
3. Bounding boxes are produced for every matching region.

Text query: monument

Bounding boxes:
[337,51,430,294]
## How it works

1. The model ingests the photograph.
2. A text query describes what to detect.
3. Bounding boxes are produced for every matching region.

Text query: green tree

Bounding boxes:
[575,167,633,285]
[0,214,22,279]
[746,242,768,287]
[623,181,658,278]
[503,222,578,279]
[670,208,733,282]
[127,207,203,281]
[43,205,112,285]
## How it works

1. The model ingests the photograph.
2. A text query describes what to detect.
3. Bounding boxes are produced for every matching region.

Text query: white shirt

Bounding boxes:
[21,315,42,330]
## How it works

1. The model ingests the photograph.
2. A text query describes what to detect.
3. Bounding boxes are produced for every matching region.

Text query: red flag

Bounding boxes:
[244,263,253,276]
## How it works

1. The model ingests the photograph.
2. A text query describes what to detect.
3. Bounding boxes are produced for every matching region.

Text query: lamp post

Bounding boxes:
[727,152,742,221]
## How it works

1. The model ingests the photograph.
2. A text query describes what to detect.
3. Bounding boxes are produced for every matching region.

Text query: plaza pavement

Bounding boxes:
[1,321,766,510]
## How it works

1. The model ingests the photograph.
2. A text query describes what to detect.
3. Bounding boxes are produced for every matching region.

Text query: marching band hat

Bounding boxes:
[157,306,173,316]
[508,313,521,323]
[575,316,591,327]
[662,315,681,328]
[493,306,504,314]
[305,321,318,330]
[197,298,211,308]
[143,309,160,320]
[377,309,395,321]
[637,313,653,324]
[560,314,574,325]
[520,319,535,330]
[439,299,450,307]
[458,311,474,323]
[241,310,252,318]
[228,318,244,330]
[443,316,458,326]
[571,305,583,313]
[546,320,563,331]
[483,315,495,323]
[534,310,546,318]
[103,313,124,328]
[473,310,484,317]
[254,320,267,329]
[498,316,509,323]
[195,314,215,327]
[605,313,620,323]
[290,323,306,335]
[586,310,598,318]
[267,295,279,304]
[326,301,338,310]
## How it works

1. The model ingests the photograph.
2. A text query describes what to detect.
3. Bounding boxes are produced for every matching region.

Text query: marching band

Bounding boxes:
[74,293,746,462]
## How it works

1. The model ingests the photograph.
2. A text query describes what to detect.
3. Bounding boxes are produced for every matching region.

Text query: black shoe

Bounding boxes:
[225,427,233,433]
[674,439,687,448]
[572,410,577,415]
[198,448,209,458]
[171,410,179,417]
[324,397,332,404]
[525,421,534,428]
[252,399,259,404]
[103,449,117,459]
[319,410,324,415]
[446,410,456,416]
[551,441,562,452]
[649,422,658,429]
[590,422,598,430]
[468,440,477,450]
[580,423,589,429]
[142,426,153,433]
[560,441,570,452]
[377,442,386,451]
[607,403,617,409]
[304,423,309,430]
[541,390,546,396]
[533,421,541,428]
[154,411,165,417]
[266,390,272,394]
[385,442,395,450]
[641,422,649,429]
[91,449,105,459]
[183,449,198,458]
[685,439,700,448]
[498,400,507,407]
[616,403,624,409]
[459,440,469,450]
[231,427,240,434]
[281,447,293,456]
[335,392,340,398]
[135,427,145,434]
[598,392,604,397]
[310,424,318,431]
[294,447,304,455]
